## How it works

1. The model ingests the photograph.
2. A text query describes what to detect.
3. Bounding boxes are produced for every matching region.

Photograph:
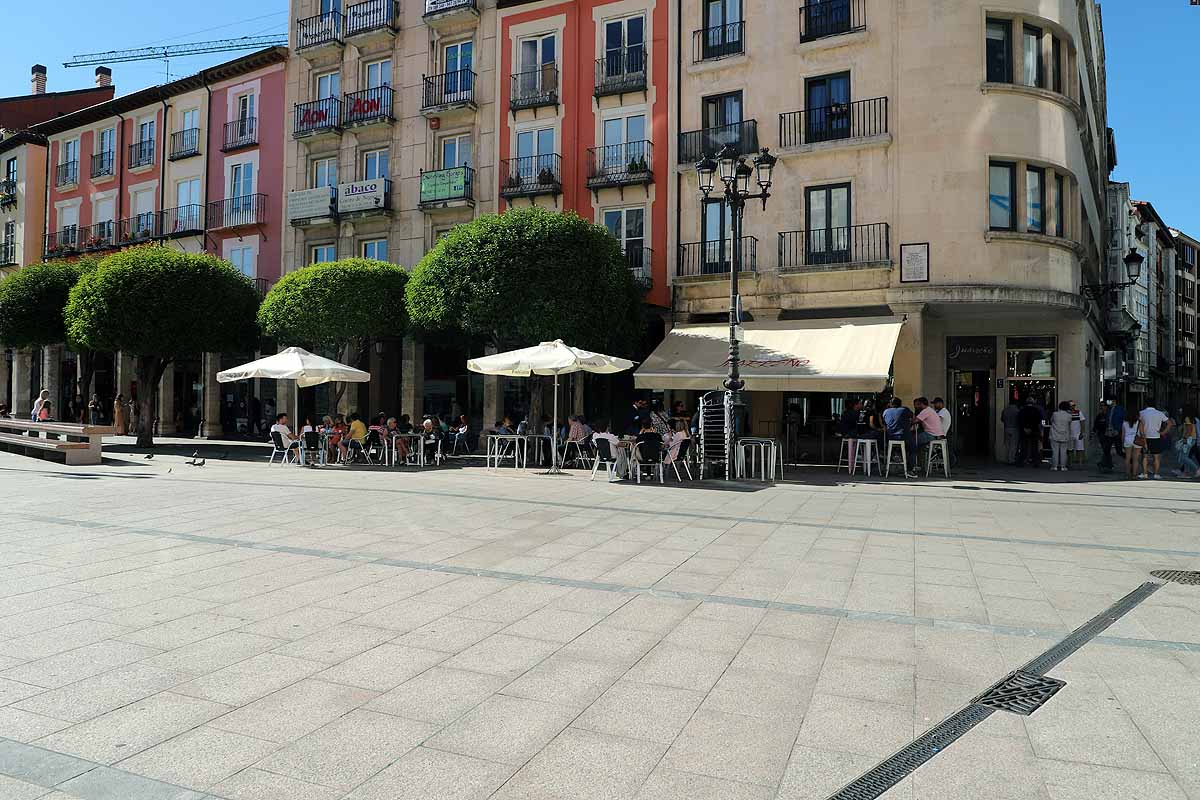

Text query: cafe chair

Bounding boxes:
[669,438,695,481]
[590,438,619,482]
[926,438,951,478]
[633,441,665,484]
[299,431,322,466]
[837,436,856,474]
[562,438,590,468]
[269,431,300,465]
[884,440,909,478]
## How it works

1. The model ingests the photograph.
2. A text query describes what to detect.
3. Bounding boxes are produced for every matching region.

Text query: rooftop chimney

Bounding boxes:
[31,64,47,95]
[95,66,112,88]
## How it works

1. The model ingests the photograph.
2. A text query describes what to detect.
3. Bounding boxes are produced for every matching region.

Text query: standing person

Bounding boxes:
[627,398,648,436]
[1001,397,1022,465]
[1068,400,1087,466]
[113,394,128,435]
[31,389,50,422]
[1122,406,1142,479]
[1017,397,1044,467]
[87,394,103,426]
[1137,398,1171,480]
[837,398,862,458]
[1049,401,1072,471]
[1173,410,1199,479]
[1095,398,1121,474]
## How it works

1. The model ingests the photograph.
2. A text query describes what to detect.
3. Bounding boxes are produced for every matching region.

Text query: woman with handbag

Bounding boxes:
[1174,411,1199,479]
[1122,406,1142,480]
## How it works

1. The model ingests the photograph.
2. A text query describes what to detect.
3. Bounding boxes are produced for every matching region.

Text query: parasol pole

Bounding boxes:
[549,372,560,474]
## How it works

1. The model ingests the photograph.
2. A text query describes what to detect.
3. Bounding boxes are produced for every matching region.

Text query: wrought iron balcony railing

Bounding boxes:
[55,161,79,187]
[160,204,206,237]
[296,11,344,49]
[778,223,890,270]
[129,139,155,168]
[343,86,394,125]
[90,151,115,178]
[222,117,258,151]
[586,141,653,188]
[0,240,15,265]
[44,227,79,258]
[419,166,475,206]
[499,154,562,197]
[678,120,758,164]
[779,96,888,148]
[422,70,476,109]
[79,221,118,251]
[678,237,757,276]
[345,0,398,35]
[294,98,343,137]
[626,245,653,286]
[424,0,476,17]
[510,65,558,111]
[207,194,267,230]
[594,47,646,97]
[693,20,745,61]
[0,178,15,205]
[118,213,162,244]
[799,0,864,42]
[169,128,201,160]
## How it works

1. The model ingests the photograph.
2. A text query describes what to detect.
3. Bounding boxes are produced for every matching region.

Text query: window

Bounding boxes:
[132,188,155,235]
[235,93,256,140]
[604,16,645,77]
[703,91,742,128]
[63,138,79,166]
[231,162,255,198]
[516,127,555,179]
[312,157,337,188]
[174,179,202,231]
[805,72,851,142]
[1054,174,1065,237]
[1052,36,1063,94]
[98,128,115,156]
[181,109,198,132]
[364,59,392,90]
[1025,166,1044,233]
[985,18,1012,83]
[94,197,114,228]
[806,183,851,264]
[603,207,645,254]
[363,148,389,180]
[702,0,743,58]
[441,134,473,168]
[1022,25,1043,88]
[4,220,17,252]
[362,238,388,260]
[601,113,646,174]
[315,72,341,99]
[311,244,336,263]
[989,162,1015,231]
[60,206,79,237]
[138,119,156,145]
[228,246,255,277]
[320,0,340,12]
[701,198,732,272]
[517,34,556,99]
[4,157,15,184]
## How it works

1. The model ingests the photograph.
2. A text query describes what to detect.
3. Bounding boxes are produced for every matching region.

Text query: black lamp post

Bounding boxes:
[696,144,776,479]
[1082,247,1144,302]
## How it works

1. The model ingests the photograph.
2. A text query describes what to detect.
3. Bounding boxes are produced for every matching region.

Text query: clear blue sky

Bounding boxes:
[1,0,1196,233]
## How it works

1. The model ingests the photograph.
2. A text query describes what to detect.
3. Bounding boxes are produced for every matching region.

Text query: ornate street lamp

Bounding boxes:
[694,145,777,480]
[1083,247,1144,302]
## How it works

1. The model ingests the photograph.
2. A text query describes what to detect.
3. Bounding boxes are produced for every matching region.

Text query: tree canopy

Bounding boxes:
[405,208,644,357]
[258,258,409,351]
[0,258,98,349]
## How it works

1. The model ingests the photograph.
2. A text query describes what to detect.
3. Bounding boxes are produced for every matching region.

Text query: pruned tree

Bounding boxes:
[405,207,643,427]
[64,246,260,447]
[257,258,408,407]
[0,257,101,417]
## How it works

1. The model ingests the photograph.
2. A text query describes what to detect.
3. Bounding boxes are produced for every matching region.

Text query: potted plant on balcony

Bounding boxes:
[505,174,522,191]
[537,167,555,186]
[628,156,649,176]
[829,101,850,119]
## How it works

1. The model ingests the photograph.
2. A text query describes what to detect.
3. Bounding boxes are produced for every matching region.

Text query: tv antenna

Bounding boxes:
[64,35,287,81]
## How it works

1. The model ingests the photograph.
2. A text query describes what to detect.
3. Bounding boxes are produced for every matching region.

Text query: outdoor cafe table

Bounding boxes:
[389,433,423,466]
[486,434,526,470]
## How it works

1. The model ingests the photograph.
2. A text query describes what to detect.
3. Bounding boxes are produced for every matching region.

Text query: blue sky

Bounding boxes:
[2,0,1197,233]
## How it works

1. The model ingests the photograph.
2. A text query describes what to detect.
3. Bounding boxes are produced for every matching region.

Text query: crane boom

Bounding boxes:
[63,35,287,68]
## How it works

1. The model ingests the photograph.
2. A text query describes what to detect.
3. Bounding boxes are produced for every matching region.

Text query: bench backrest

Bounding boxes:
[0,418,117,436]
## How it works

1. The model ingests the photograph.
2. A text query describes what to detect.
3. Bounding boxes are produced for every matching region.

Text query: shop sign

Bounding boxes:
[946,336,996,370]
[420,168,467,203]
[338,180,388,213]
[287,188,335,222]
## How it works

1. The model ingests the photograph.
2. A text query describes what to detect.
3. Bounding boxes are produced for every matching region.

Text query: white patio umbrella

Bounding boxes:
[467,340,634,474]
[217,347,371,426]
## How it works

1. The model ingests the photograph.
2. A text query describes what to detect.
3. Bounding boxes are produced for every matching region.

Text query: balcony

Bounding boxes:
[799,0,865,43]
[419,166,475,209]
[222,118,258,152]
[287,187,338,226]
[336,178,391,218]
[421,70,477,115]
[499,155,562,199]
[778,223,890,271]
[510,66,558,112]
[586,141,653,190]
[594,48,646,97]
[626,246,653,287]
[423,0,478,29]
[678,237,757,277]
[43,227,79,259]
[80,221,118,252]
[169,128,201,160]
[0,240,15,265]
[160,204,205,238]
[0,178,14,206]
[55,161,79,188]
[343,87,395,128]
[91,151,115,178]
[207,194,267,230]
[128,139,155,169]
[678,120,758,164]
[693,21,745,62]
[294,98,343,139]
[118,213,162,245]
[296,12,344,52]
[779,96,888,148]
[345,0,398,39]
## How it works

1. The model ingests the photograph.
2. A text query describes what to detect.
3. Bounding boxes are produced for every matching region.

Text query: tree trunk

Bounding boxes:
[77,350,96,421]
[329,340,357,412]
[133,355,167,448]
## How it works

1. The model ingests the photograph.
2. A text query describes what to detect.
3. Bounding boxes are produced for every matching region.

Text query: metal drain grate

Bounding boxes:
[825,704,994,800]
[972,670,1066,716]
[1021,581,1161,676]
[1151,570,1200,585]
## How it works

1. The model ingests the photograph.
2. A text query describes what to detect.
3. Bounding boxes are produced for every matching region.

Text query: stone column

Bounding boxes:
[201,352,223,438]
[158,362,176,435]
[481,344,502,427]
[401,336,424,421]
[368,347,384,417]
[12,349,32,418]
[115,352,136,400]
[42,344,62,411]
[889,304,927,404]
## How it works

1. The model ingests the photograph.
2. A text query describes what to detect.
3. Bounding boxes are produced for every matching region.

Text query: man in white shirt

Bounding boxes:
[933,397,955,466]
[1137,400,1171,479]
[270,413,301,460]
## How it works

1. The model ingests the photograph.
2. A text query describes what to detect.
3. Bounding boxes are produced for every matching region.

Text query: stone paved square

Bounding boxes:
[1,450,1199,799]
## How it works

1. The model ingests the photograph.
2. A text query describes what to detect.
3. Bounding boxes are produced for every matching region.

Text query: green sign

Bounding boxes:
[421,167,467,203]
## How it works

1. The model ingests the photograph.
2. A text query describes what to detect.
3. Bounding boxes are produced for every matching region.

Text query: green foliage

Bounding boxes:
[0,257,98,349]
[64,246,260,358]
[257,258,409,349]
[405,208,643,356]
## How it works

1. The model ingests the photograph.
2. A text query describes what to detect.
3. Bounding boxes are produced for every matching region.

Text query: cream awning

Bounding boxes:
[634,317,903,392]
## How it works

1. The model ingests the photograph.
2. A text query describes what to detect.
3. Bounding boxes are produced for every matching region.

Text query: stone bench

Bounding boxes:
[0,418,119,466]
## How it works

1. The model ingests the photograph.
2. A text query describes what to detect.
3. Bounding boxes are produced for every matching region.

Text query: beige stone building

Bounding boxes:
[658,0,1113,461]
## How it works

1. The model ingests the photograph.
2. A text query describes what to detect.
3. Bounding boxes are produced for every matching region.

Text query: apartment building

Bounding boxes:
[27,48,287,434]
[642,0,1113,461]
[1129,200,1176,407]
[1172,228,1198,410]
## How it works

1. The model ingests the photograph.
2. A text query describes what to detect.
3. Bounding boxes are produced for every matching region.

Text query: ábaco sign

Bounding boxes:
[338,179,389,213]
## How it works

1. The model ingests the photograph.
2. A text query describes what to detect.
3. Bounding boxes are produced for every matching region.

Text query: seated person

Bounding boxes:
[634,419,663,464]
[270,413,300,455]
[385,417,409,462]
[396,414,413,434]
[346,413,369,460]
[496,416,515,435]
[837,399,863,441]
[591,421,626,475]
[420,418,443,463]
[328,416,349,462]
[664,419,691,464]
[913,396,944,451]
[881,397,917,472]
[37,401,54,422]
[452,414,471,452]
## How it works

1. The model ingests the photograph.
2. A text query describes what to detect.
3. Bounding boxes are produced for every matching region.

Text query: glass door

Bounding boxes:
[443,42,473,98]
[518,35,556,100]
[703,0,742,58]
[441,135,473,168]
[602,114,646,176]
[516,128,554,185]
[176,179,201,231]
[237,94,255,140]
[702,199,732,274]
[805,183,850,265]
[804,0,850,39]
[230,162,255,225]
[363,149,389,180]
[604,207,645,275]
[805,72,850,143]
[604,16,644,79]
[702,92,742,153]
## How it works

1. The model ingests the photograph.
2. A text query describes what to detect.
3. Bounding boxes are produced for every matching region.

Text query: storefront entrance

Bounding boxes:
[952,370,991,457]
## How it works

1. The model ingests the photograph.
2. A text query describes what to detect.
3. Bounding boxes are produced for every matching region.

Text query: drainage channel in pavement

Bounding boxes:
[824,570,1200,800]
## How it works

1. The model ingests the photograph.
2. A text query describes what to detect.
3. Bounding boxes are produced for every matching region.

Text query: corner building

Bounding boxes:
[655,0,1113,462]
